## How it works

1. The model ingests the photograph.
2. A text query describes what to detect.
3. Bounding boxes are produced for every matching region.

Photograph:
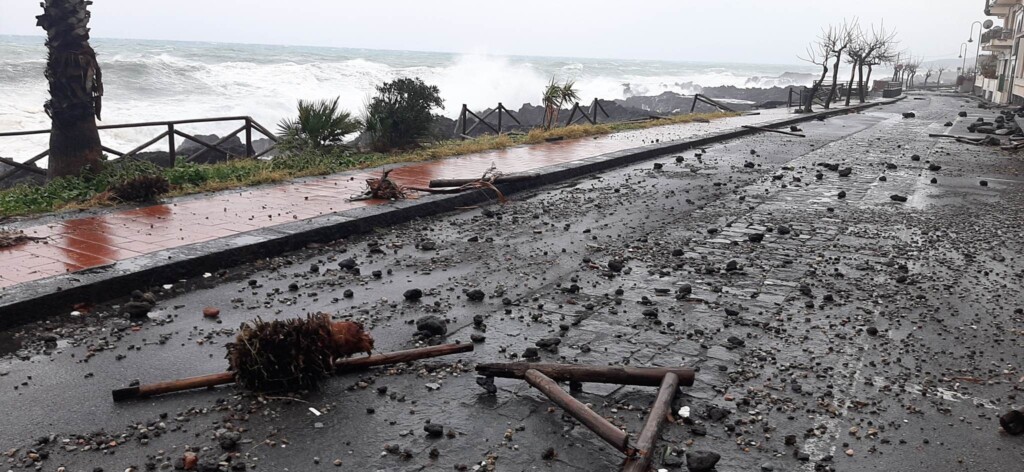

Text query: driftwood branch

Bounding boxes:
[621,373,680,471]
[742,125,806,138]
[112,343,473,401]
[428,173,539,188]
[525,369,632,454]
[476,363,695,387]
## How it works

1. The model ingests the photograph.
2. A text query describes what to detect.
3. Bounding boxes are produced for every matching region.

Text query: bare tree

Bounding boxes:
[824,19,857,109]
[905,58,922,89]
[936,66,947,85]
[853,23,898,103]
[863,36,898,97]
[799,25,841,112]
[843,32,867,106]
[922,68,934,87]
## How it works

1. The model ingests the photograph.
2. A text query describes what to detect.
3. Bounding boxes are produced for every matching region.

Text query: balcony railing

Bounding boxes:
[981,29,1014,44]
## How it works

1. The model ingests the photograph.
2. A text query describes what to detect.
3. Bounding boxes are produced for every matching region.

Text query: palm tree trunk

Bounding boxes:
[37,0,104,180]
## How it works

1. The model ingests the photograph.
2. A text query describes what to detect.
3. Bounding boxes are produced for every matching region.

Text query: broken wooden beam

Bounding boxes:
[428,172,539,188]
[113,343,473,401]
[476,363,695,387]
[741,125,806,138]
[335,342,472,371]
[525,369,632,454]
[928,133,980,140]
[621,373,680,472]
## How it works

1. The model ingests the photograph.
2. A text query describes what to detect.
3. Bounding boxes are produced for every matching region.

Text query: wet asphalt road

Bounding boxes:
[2,93,1024,472]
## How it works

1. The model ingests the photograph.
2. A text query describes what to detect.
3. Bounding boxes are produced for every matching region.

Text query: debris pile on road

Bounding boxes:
[358,168,407,200]
[0,228,43,248]
[228,313,374,391]
[475,363,698,471]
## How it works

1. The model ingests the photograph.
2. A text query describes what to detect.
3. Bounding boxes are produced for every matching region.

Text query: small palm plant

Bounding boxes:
[542,78,562,130]
[541,79,582,129]
[277,98,362,153]
[555,80,580,127]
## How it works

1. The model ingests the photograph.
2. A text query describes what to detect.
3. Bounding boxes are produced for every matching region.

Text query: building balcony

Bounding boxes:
[981,29,1015,50]
[986,0,1016,17]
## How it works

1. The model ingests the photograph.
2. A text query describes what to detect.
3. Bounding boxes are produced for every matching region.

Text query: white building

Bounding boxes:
[979,0,1024,103]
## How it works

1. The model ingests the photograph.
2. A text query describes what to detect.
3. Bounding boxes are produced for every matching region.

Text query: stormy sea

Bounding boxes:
[0,34,819,161]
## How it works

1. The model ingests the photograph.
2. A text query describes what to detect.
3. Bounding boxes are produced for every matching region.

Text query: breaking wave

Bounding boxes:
[0,35,817,161]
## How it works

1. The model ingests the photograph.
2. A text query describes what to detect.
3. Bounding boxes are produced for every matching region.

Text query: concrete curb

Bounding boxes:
[0,96,905,328]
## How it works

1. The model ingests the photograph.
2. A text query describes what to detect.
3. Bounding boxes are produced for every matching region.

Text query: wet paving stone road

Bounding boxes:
[2,93,1023,471]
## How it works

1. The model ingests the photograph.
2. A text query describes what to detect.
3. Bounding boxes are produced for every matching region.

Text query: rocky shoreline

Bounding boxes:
[0,86,800,189]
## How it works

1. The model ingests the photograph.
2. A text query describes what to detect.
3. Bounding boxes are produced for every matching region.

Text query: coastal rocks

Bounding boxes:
[685,450,721,472]
[424,423,444,438]
[999,409,1024,435]
[175,134,247,164]
[415,316,447,337]
[890,194,908,202]
[122,291,157,318]
[465,289,486,301]
[403,289,423,301]
[0,159,45,190]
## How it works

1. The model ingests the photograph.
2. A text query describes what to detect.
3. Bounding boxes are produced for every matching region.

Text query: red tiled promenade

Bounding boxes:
[0,111,788,289]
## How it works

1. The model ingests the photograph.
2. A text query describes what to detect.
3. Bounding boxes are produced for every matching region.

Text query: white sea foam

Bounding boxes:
[0,36,819,162]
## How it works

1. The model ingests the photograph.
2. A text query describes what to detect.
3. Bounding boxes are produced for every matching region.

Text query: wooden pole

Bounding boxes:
[741,125,806,138]
[428,173,539,188]
[497,102,503,134]
[335,342,472,372]
[621,373,680,472]
[123,131,171,158]
[525,369,632,454]
[565,104,578,127]
[168,124,176,167]
[462,105,468,136]
[113,343,474,401]
[0,157,47,176]
[476,363,695,387]
[245,118,253,158]
[0,150,48,184]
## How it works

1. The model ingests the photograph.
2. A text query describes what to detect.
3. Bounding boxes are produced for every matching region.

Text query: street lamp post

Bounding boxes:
[960,42,969,77]
[969,20,993,96]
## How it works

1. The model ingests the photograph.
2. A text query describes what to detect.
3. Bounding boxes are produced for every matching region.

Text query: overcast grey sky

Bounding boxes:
[0,0,986,64]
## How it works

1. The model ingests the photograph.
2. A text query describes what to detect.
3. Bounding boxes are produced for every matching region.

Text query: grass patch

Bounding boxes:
[0,111,739,218]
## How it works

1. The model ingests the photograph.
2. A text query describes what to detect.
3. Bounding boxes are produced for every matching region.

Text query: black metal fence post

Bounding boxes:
[168,124,176,167]
[245,118,253,158]
[497,102,503,134]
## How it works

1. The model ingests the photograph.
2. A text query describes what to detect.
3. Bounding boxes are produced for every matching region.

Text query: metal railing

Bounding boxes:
[454,103,521,139]
[982,29,1014,44]
[565,99,611,126]
[689,94,735,113]
[0,116,279,184]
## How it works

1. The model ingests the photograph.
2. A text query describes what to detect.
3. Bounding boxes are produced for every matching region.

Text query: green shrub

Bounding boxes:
[364,78,444,152]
